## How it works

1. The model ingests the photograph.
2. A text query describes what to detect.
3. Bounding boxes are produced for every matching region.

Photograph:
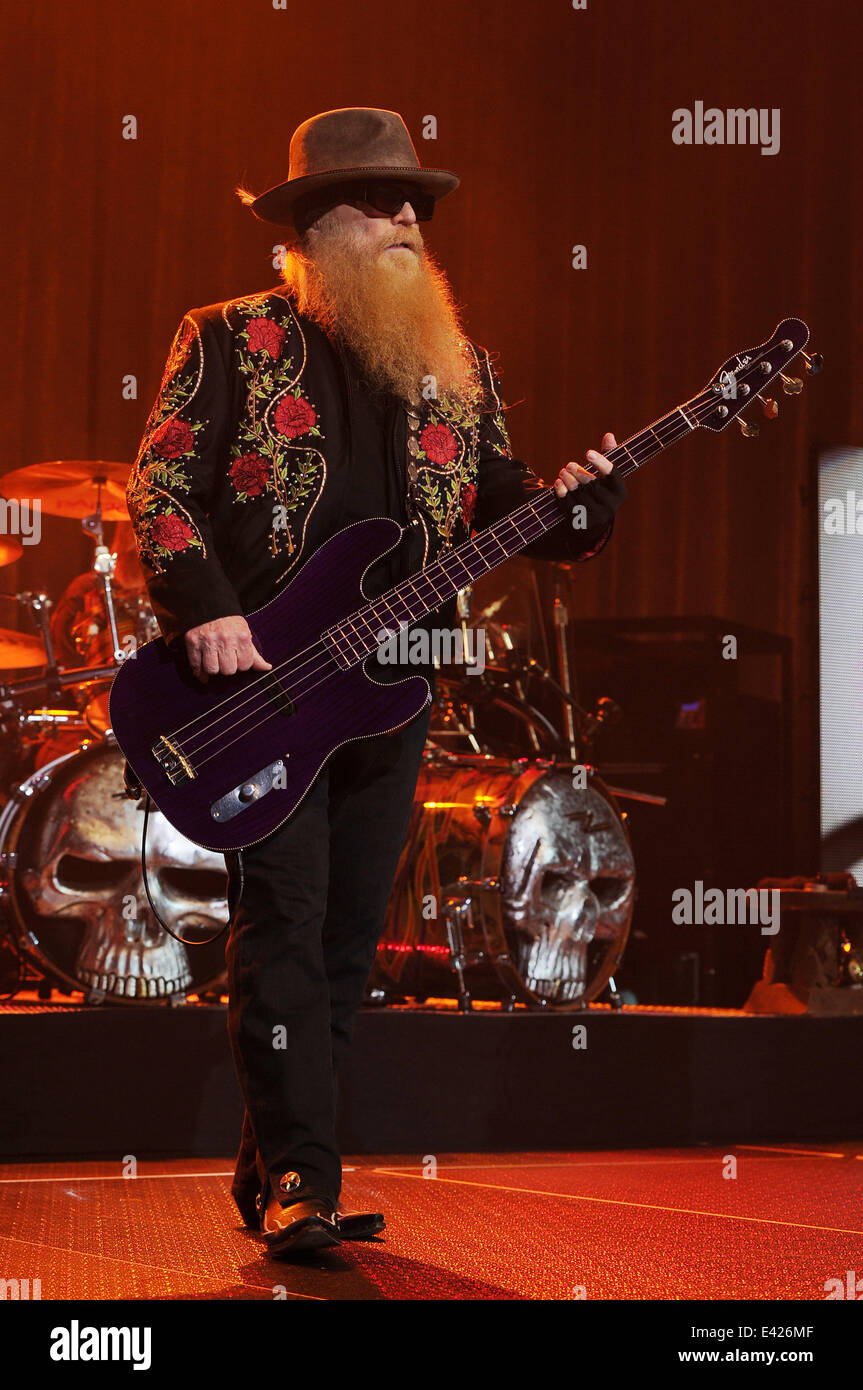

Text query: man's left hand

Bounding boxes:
[553,433,618,498]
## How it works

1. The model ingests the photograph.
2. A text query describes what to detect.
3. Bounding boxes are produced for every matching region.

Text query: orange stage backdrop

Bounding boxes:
[1,0,860,863]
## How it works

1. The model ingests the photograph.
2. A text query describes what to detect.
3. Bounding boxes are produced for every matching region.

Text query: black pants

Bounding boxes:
[224,696,431,1220]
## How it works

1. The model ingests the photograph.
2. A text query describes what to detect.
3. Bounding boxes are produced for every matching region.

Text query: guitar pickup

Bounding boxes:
[210,759,287,823]
[264,670,296,715]
[152,735,196,786]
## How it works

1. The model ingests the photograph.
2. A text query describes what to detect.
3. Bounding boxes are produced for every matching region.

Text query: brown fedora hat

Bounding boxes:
[248,107,460,228]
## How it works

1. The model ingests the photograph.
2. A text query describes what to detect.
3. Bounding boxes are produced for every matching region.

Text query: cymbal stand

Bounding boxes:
[82,476,124,664]
[552,578,579,761]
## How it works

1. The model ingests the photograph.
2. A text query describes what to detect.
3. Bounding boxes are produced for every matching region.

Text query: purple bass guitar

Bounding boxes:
[110,319,813,851]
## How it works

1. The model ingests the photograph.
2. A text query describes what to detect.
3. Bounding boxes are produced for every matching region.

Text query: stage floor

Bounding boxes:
[2,1143,861,1301]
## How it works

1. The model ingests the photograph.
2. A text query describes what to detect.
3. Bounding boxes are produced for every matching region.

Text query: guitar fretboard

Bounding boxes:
[323,404,698,669]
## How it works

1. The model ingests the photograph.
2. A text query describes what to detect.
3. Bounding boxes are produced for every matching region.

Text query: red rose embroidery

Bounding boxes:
[274,393,316,438]
[421,423,458,467]
[151,514,194,551]
[460,483,477,528]
[230,452,270,497]
[247,316,286,360]
[151,417,194,459]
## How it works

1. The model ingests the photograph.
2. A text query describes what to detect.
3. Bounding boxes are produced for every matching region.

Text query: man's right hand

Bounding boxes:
[184,616,273,682]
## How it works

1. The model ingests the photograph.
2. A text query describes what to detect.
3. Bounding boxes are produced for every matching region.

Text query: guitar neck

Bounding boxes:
[324,402,698,667]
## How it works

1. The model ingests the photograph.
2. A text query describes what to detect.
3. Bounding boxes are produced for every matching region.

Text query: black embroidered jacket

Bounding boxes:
[126,285,613,647]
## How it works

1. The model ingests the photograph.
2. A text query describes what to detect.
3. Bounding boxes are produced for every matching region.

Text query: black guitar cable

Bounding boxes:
[140,792,235,947]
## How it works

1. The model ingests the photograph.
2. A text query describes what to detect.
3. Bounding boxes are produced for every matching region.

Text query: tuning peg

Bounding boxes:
[802,351,823,375]
[780,373,804,395]
[758,394,779,419]
[736,416,760,438]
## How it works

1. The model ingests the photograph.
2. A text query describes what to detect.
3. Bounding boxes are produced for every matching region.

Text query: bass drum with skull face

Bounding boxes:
[0,743,229,1003]
[374,757,635,1009]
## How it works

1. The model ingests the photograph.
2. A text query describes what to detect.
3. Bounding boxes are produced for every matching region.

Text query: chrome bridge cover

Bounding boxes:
[210,760,286,823]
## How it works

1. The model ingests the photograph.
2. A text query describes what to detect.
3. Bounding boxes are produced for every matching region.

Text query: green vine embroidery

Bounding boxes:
[228,300,326,561]
[412,392,481,547]
[127,318,209,568]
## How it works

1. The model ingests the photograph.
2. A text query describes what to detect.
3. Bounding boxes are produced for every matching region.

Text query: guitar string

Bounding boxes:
[169,386,731,755]
[175,482,579,753]
[179,492,563,757]
[171,383,758,771]
[172,395,715,753]
[179,445,657,765]
[184,438,701,773]
[182,498,599,771]
[164,358,782,769]
[172,382,760,770]
[171,330,800,751]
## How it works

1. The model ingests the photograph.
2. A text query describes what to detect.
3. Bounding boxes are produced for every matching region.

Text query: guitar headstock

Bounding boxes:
[690,318,821,436]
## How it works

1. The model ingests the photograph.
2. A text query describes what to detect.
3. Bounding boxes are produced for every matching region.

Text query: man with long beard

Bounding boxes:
[126,107,626,1258]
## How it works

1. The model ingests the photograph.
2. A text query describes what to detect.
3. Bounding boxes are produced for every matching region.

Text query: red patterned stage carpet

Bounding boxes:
[2,1144,860,1301]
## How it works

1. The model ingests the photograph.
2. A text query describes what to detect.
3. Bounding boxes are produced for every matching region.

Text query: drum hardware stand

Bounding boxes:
[454,589,483,752]
[456,586,472,652]
[82,488,124,665]
[600,783,668,808]
[456,584,543,755]
[524,659,622,761]
[523,666,668,807]
[571,703,672,807]
[433,680,483,754]
[475,676,562,753]
[602,975,624,1010]
[552,581,579,760]
[493,628,542,754]
[0,663,117,708]
[15,592,63,702]
[444,649,563,755]
[442,893,473,1012]
[441,877,531,1013]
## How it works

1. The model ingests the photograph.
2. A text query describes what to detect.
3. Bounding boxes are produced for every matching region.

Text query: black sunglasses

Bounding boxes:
[296,179,435,230]
[348,180,436,221]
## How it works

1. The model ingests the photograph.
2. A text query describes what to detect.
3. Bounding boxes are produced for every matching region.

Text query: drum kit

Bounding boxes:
[0,466,655,1013]
[370,564,664,1012]
[0,462,228,1006]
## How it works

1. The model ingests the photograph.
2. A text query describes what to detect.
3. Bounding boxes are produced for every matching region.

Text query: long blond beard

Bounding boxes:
[279,213,483,416]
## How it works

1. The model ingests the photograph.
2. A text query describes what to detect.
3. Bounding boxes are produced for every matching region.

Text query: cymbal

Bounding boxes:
[0,627,46,669]
[0,536,23,566]
[0,461,131,520]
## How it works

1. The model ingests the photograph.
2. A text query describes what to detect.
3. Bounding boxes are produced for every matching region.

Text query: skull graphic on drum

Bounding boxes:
[13,745,228,1001]
[502,775,635,1004]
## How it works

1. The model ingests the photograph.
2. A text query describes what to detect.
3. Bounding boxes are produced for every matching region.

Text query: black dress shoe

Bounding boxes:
[260,1172,341,1257]
[336,1209,386,1240]
[232,1183,262,1229]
